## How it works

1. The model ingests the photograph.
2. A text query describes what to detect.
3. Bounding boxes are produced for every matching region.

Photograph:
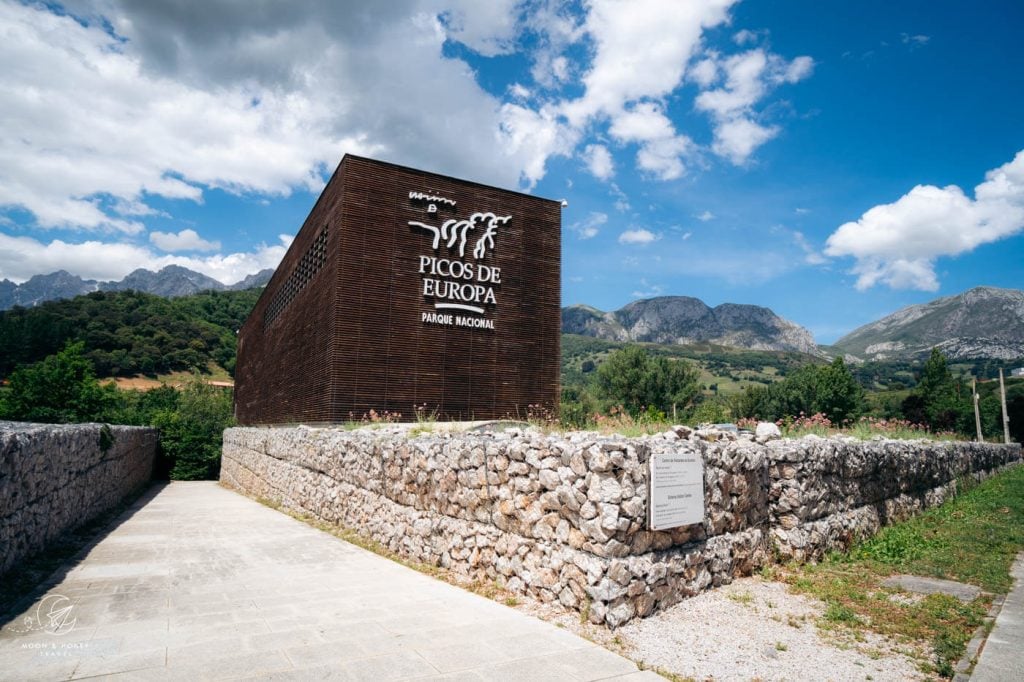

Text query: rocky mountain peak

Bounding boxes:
[562,296,820,355]
[0,266,273,311]
[834,286,1024,361]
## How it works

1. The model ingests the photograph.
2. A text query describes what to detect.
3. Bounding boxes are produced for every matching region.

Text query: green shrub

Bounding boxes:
[687,396,731,425]
[98,423,115,452]
[824,602,861,625]
[150,376,234,480]
[560,386,599,429]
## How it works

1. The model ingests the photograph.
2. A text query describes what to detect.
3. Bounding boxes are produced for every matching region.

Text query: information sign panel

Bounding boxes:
[647,451,705,531]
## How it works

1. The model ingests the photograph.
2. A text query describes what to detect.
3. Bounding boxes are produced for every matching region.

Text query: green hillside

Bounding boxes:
[0,288,261,379]
[2,289,1020,408]
[562,333,820,397]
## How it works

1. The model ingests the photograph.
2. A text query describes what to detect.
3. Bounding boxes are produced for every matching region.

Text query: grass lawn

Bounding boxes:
[103,363,233,391]
[773,463,1024,677]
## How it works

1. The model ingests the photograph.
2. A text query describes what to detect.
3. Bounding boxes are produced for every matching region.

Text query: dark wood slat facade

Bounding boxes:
[235,155,562,425]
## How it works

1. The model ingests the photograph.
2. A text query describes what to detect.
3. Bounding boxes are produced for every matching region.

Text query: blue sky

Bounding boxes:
[1,1,1021,343]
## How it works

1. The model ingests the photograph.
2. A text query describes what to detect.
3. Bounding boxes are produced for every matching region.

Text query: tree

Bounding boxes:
[0,344,233,480]
[595,345,700,416]
[791,357,864,425]
[730,384,772,421]
[103,384,180,427]
[904,348,971,432]
[0,341,116,423]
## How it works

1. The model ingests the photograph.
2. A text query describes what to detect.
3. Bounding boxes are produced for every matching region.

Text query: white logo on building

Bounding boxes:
[408,192,508,326]
[409,211,510,259]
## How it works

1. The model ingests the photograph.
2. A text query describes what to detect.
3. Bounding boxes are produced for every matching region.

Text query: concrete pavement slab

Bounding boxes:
[0,482,650,680]
[882,574,983,602]
[972,552,1024,681]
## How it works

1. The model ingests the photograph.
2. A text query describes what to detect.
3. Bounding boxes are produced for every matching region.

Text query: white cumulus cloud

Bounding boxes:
[149,229,221,253]
[557,0,737,178]
[712,118,779,165]
[0,0,817,262]
[636,137,694,181]
[618,228,660,245]
[499,103,578,187]
[609,103,695,180]
[695,49,814,164]
[569,212,607,240]
[582,144,615,180]
[0,1,576,233]
[825,150,1024,290]
[689,57,719,87]
[0,2,365,232]
[441,0,521,56]
[0,231,292,285]
[561,0,735,124]
[733,29,759,46]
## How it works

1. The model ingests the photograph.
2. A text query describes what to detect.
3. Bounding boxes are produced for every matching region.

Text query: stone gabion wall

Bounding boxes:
[765,437,1019,562]
[220,425,1020,627]
[0,421,158,575]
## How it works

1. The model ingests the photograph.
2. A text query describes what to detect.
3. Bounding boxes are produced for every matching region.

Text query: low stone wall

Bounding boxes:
[220,426,1020,627]
[0,421,158,575]
[765,437,1018,562]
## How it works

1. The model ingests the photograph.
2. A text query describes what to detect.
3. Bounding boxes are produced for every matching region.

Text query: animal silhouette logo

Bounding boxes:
[410,211,511,259]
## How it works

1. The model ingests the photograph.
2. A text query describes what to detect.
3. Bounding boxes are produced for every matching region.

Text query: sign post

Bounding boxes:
[1000,369,1011,444]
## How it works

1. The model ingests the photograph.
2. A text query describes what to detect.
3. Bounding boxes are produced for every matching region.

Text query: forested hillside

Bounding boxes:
[0,288,260,378]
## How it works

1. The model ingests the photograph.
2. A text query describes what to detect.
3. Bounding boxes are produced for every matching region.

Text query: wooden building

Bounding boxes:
[234,155,562,424]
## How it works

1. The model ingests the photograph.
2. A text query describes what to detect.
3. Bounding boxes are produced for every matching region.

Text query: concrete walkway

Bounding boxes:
[0,482,658,681]
[971,553,1024,681]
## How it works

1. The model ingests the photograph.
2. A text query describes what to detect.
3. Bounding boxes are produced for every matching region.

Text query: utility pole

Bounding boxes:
[973,378,983,442]
[999,369,1011,444]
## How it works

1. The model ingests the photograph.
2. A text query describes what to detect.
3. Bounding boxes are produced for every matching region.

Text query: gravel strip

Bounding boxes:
[514,574,932,681]
[615,576,929,681]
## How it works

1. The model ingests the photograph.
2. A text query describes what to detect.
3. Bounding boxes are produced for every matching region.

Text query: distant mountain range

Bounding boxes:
[565,288,1024,361]
[562,297,822,356]
[833,286,1024,361]
[0,265,274,310]
[4,267,1022,363]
